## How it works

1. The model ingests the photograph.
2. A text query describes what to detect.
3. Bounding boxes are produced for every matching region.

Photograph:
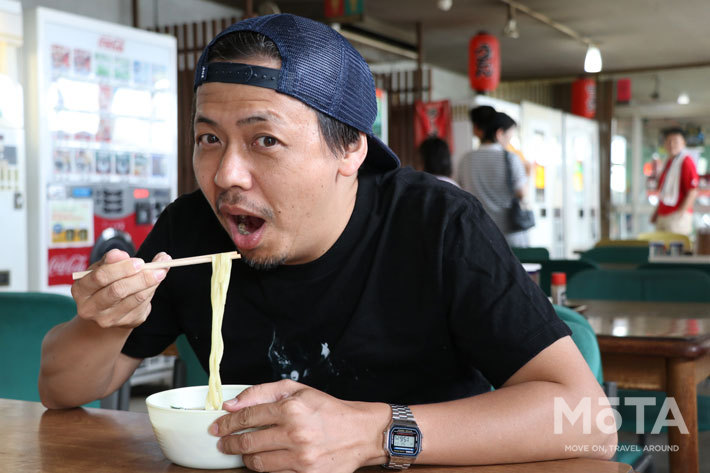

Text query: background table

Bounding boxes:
[570,299,710,473]
[0,399,630,473]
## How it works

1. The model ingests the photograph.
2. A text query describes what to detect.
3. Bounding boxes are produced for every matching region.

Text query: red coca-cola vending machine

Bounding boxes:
[24,8,177,294]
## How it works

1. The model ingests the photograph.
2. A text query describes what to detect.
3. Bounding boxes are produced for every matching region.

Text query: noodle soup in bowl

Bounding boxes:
[146,384,253,469]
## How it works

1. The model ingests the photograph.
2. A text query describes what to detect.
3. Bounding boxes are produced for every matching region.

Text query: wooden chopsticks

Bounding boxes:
[71,251,241,280]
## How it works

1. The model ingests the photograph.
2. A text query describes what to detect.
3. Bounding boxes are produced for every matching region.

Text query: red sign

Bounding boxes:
[48,247,91,286]
[414,100,453,152]
[616,78,631,104]
[324,0,345,17]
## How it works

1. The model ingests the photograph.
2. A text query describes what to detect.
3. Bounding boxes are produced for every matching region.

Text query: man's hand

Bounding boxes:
[209,379,389,473]
[650,210,658,224]
[71,249,171,329]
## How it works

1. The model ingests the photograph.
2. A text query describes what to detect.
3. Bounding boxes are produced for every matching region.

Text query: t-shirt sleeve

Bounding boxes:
[443,199,570,388]
[681,156,699,192]
[121,205,181,359]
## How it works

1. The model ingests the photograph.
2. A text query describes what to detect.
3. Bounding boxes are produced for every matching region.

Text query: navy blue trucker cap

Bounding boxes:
[194,14,400,171]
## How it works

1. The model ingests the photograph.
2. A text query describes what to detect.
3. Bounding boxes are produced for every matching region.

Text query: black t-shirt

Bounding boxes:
[123,167,570,404]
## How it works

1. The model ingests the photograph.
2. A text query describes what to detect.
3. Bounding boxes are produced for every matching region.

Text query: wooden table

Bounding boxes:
[571,299,710,473]
[0,399,630,473]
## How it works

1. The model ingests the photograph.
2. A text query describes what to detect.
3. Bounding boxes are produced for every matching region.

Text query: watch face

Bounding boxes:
[388,426,421,457]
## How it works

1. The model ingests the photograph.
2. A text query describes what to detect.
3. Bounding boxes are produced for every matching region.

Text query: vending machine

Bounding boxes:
[562,112,600,257]
[0,0,26,291]
[24,8,177,294]
[520,101,564,258]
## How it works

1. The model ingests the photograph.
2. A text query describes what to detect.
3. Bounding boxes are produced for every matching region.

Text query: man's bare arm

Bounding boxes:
[39,249,171,409]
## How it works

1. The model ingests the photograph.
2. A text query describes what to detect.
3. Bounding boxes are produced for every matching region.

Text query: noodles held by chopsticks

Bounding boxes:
[204,252,232,410]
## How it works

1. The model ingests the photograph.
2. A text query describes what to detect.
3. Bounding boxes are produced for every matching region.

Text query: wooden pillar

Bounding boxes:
[596,79,614,240]
[131,0,139,28]
[415,21,423,102]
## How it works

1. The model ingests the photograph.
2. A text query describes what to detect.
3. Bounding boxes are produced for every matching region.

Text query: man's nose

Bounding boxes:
[214,143,252,190]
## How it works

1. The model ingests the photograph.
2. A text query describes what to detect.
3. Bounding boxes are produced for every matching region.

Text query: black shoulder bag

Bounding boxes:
[504,150,535,232]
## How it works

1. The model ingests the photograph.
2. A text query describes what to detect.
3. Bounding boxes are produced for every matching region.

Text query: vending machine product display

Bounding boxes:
[24,7,177,294]
[520,101,565,258]
[0,0,26,291]
[562,113,600,257]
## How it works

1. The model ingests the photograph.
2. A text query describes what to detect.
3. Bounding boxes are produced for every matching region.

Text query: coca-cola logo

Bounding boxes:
[98,36,125,52]
[48,254,89,277]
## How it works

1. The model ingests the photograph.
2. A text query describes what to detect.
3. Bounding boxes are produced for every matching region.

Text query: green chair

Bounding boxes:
[638,262,710,278]
[567,269,710,302]
[173,334,208,387]
[533,259,598,297]
[0,292,99,407]
[594,238,649,248]
[553,305,652,471]
[512,247,549,263]
[579,246,650,269]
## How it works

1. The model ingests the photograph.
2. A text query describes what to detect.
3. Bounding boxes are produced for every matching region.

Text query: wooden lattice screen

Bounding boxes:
[147,20,430,193]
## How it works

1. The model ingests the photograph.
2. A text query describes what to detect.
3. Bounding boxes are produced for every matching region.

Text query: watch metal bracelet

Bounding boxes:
[385,404,417,470]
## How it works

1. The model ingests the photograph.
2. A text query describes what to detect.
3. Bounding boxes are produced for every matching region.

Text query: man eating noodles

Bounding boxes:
[39,13,616,472]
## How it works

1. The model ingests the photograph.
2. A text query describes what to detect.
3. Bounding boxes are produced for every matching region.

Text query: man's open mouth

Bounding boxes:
[235,214,265,235]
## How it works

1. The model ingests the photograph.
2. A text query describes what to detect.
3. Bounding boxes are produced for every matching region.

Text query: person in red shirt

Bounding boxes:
[651,127,699,235]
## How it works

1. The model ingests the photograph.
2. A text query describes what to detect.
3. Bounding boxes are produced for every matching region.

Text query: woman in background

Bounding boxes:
[458,112,530,247]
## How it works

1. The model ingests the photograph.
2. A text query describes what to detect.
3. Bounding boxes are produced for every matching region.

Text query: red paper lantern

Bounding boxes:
[571,78,596,118]
[616,78,631,104]
[468,32,500,93]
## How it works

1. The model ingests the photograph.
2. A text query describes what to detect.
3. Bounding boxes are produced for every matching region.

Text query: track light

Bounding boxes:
[437,0,452,11]
[584,44,602,73]
[503,5,519,39]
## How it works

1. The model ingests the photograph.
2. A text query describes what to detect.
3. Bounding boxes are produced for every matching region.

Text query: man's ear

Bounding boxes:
[338,133,368,177]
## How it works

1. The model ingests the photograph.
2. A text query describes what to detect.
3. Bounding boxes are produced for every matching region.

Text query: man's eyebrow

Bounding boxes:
[194,115,218,126]
[236,112,284,126]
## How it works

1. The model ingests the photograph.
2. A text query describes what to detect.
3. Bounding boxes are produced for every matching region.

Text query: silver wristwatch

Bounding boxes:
[383,404,422,470]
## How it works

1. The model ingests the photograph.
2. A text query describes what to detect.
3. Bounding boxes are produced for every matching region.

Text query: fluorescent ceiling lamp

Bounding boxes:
[584,44,602,73]
[677,92,690,105]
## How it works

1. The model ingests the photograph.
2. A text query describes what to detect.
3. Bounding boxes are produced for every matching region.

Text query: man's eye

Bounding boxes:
[256,136,279,148]
[198,134,219,145]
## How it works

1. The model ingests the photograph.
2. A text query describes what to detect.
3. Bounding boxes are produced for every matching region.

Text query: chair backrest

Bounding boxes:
[579,246,650,268]
[595,238,648,248]
[536,259,599,296]
[512,247,549,262]
[175,334,208,387]
[638,262,710,277]
[0,292,98,406]
[568,268,710,302]
[638,231,691,252]
[553,305,603,384]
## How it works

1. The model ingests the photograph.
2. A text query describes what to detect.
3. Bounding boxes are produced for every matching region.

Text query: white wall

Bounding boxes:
[18,0,242,29]
[369,60,474,103]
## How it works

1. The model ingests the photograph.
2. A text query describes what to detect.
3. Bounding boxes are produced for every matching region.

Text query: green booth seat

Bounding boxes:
[638,262,710,277]
[579,246,650,269]
[531,259,599,297]
[553,305,651,471]
[173,334,208,388]
[567,269,710,302]
[511,247,549,263]
[0,292,99,408]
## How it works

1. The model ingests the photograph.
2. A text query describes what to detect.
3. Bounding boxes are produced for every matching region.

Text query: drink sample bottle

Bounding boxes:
[550,272,567,306]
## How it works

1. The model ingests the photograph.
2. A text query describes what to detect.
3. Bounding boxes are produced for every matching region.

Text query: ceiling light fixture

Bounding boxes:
[437,0,452,12]
[499,0,602,73]
[677,92,690,105]
[584,44,602,73]
[502,4,519,39]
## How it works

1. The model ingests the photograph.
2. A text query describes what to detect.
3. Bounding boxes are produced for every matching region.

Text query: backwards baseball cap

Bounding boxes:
[194,13,399,171]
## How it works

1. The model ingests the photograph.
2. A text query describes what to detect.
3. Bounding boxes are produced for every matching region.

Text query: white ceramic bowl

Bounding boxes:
[146,384,252,469]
